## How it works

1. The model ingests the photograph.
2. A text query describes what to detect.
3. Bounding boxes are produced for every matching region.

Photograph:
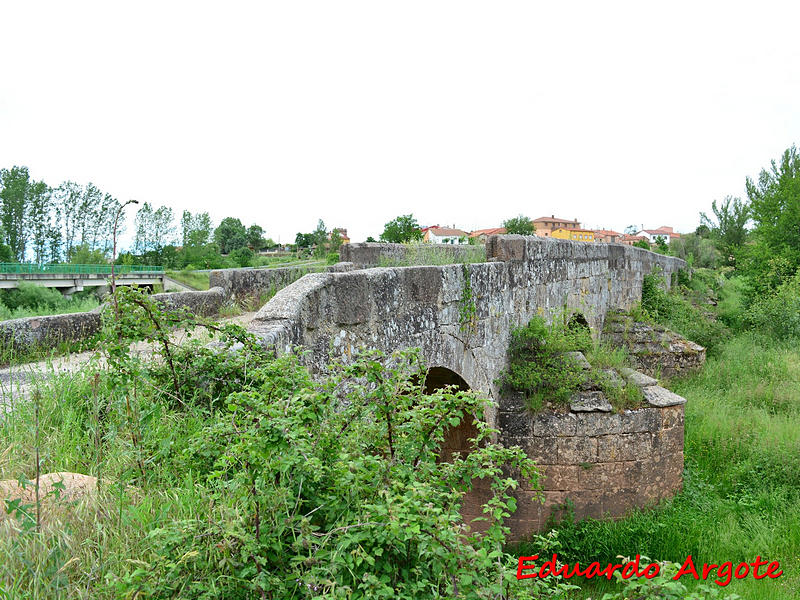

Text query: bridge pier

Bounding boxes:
[60,280,85,296]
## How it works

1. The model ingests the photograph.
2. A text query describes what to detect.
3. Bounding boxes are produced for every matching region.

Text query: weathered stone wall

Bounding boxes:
[0,309,103,353]
[209,266,321,307]
[340,242,486,267]
[495,404,685,541]
[151,286,227,317]
[0,287,227,354]
[604,312,706,378]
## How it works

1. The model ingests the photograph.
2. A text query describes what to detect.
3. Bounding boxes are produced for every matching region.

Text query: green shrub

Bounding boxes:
[501,315,592,411]
[744,269,800,338]
[640,273,729,351]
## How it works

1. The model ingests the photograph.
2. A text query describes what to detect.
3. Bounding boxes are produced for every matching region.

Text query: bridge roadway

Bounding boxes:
[0,270,165,295]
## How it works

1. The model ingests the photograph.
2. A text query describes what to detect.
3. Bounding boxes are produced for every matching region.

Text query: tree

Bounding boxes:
[0,166,32,261]
[69,243,108,264]
[246,224,268,252]
[654,235,669,254]
[624,225,640,235]
[181,211,213,248]
[312,219,328,257]
[380,214,422,243]
[231,246,254,267]
[25,179,52,263]
[54,181,83,260]
[366,236,377,243]
[328,228,343,252]
[294,232,314,249]
[633,239,650,250]
[502,215,535,235]
[134,203,175,255]
[745,145,800,265]
[214,217,248,254]
[700,196,750,266]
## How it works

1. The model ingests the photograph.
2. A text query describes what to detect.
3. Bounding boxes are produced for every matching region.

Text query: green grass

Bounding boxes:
[0,296,99,320]
[165,269,210,290]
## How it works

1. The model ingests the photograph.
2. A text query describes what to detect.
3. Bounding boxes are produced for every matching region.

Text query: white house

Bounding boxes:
[422,226,469,244]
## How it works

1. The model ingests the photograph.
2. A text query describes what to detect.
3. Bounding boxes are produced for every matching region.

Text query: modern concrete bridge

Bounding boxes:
[0,263,165,295]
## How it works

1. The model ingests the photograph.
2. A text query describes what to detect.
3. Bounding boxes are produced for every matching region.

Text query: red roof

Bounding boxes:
[592,229,622,236]
[469,227,507,237]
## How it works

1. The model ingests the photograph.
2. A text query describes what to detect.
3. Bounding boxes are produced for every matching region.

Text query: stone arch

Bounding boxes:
[425,367,477,463]
[424,366,490,531]
[567,311,594,343]
[567,312,591,334]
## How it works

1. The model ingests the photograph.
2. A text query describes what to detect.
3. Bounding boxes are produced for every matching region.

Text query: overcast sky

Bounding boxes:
[2,1,799,246]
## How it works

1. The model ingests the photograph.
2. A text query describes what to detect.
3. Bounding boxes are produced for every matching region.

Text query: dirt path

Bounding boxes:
[0,312,256,409]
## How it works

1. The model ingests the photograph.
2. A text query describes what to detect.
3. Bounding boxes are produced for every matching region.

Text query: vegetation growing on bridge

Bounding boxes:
[500,314,643,413]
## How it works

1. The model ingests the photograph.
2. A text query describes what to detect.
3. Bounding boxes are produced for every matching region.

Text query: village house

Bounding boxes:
[533,215,582,237]
[618,234,649,246]
[635,226,681,244]
[469,227,506,242]
[592,229,622,243]
[421,226,469,244]
[551,228,595,242]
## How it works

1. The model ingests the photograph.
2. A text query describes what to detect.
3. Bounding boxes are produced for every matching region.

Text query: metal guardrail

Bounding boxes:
[0,263,164,275]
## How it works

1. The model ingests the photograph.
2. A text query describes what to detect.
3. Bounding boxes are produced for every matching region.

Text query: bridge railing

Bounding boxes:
[0,263,165,275]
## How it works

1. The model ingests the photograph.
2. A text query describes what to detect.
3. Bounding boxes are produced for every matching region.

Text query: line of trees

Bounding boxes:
[0,166,126,264]
[0,165,277,269]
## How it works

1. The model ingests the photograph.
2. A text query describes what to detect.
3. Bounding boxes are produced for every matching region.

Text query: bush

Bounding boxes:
[1,281,66,310]
[501,315,592,411]
[744,269,800,338]
[640,273,729,351]
[230,246,254,267]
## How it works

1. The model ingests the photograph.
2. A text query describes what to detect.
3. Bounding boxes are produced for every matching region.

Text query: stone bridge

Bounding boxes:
[246,235,688,538]
[250,236,684,415]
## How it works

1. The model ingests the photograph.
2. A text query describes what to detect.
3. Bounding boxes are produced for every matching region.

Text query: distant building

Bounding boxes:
[423,226,469,244]
[469,227,507,242]
[592,229,622,243]
[533,215,582,237]
[551,228,595,242]
[618,234,649,246]
[331,228,350,245]
[635,226,680,244]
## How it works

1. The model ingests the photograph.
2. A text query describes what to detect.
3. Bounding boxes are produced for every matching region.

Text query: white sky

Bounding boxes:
[2,1,799,246]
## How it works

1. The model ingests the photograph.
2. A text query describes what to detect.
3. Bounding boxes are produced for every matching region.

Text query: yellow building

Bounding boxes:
[551,228,595,242]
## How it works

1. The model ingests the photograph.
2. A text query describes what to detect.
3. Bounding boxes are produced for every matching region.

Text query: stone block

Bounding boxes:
[563,351,591,370]
[619,408,661,433]
[576,412,622,437]
[619,367,658,388]
[499,411,534,438]
[642,385,687,407]
[660,405,684,429]
[333,273,369,324]
[570,391,612,412]
[557,436,598,464]
[533,412,577,437]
